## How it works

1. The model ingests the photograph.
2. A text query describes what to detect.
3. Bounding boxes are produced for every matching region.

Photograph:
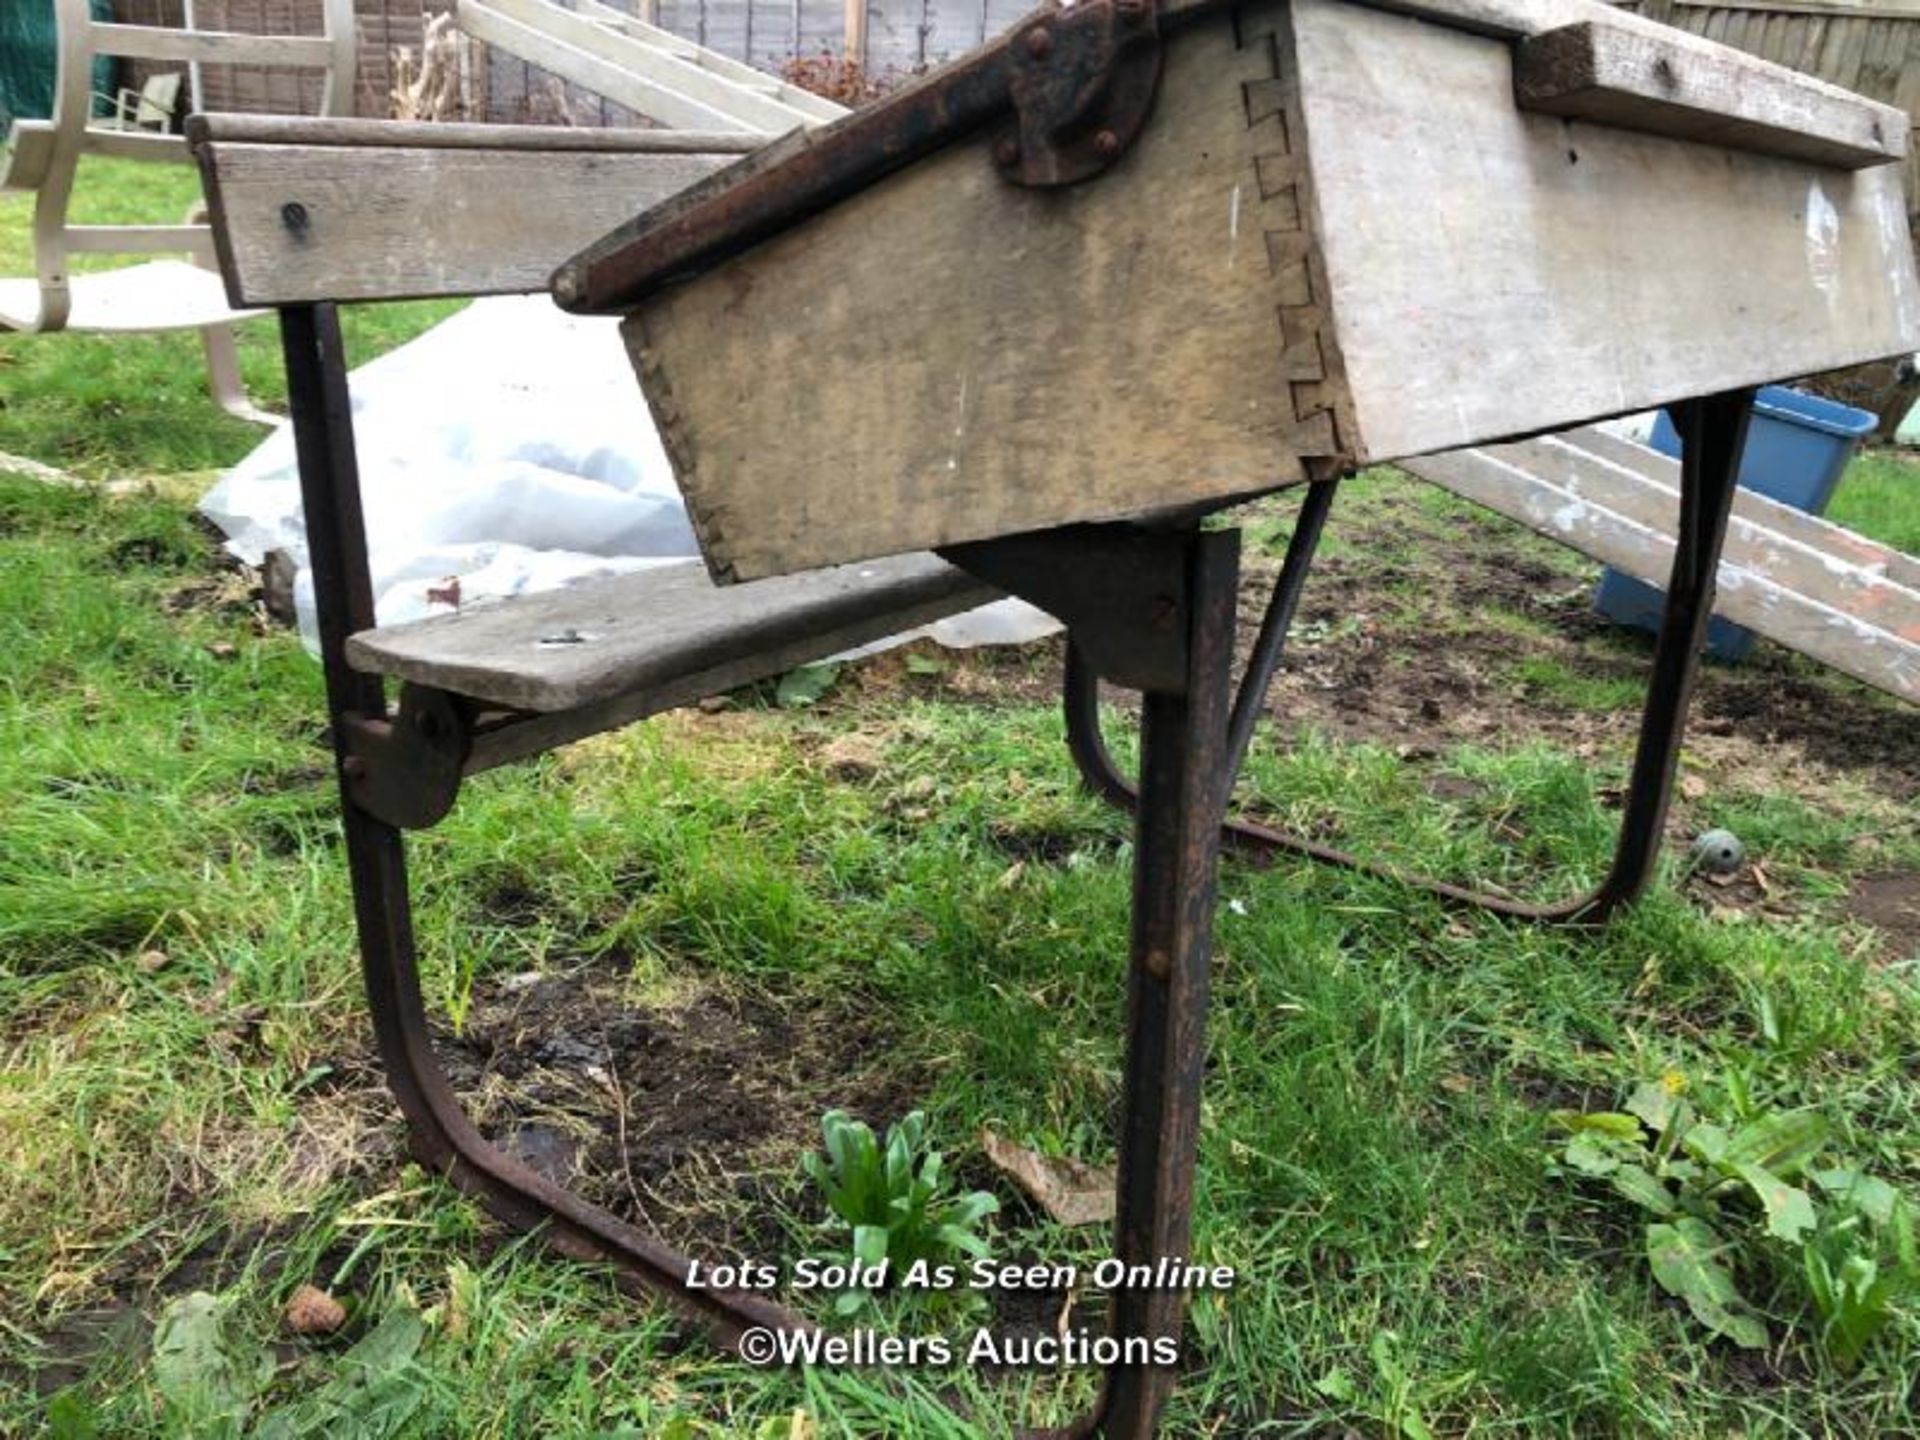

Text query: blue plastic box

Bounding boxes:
[1593,385,1876,661]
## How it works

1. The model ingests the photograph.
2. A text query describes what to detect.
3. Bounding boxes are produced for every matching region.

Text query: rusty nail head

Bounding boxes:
[1143,946,1171,979]
[1025,25,1052,58]
[994,137,1021,168]
[1094,129,1122,158]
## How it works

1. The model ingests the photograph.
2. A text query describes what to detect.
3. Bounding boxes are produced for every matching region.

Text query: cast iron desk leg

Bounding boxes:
[281,302,803,1348]
[1067,392,1755,922]
[944,525,1241,1439]
[1100,530,1238,1436]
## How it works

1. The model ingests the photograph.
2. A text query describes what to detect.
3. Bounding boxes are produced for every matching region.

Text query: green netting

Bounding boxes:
[1,1,117,131]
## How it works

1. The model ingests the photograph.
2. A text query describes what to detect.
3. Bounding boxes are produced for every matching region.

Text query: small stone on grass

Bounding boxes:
[284,1284,346,1336]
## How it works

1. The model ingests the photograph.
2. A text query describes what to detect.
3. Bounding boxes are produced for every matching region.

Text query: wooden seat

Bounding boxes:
[346,554,996,713]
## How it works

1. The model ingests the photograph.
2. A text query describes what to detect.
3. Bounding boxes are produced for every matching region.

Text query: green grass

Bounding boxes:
[3,473,1919,1438]
[1507,656,1648,712]
[0,157,460,476]
[1831,449,1920,555]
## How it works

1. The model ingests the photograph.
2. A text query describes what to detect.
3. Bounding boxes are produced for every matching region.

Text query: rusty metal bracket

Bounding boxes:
[940,522,1194,693]
[994,0,1164,187]
[340,684,470,831]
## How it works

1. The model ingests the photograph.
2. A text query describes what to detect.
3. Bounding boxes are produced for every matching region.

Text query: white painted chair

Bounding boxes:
[0,0,356,424]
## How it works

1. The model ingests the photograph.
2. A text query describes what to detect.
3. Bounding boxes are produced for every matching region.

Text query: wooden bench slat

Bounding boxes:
[1404,428,1920,702]
[1571,426,1920,592]
[344,554,999,713]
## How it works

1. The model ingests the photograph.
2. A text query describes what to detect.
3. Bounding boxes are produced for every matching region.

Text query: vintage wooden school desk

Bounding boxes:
[199,0,1920,1433]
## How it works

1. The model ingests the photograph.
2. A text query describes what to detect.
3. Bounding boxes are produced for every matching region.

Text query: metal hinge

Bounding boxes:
[993,0,1165,188]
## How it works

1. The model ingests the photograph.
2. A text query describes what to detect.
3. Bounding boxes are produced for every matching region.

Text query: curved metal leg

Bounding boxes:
[1068,393,1755,923]
[284,303,805,1348]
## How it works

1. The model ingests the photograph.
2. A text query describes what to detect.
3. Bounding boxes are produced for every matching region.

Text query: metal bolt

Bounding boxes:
[1025,25,1052,58]
[994,137,1021,168]
[281,201,310,235]
[1093,128,1122,159]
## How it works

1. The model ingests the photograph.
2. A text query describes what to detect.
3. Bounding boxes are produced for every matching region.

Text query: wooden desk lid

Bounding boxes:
[559,0,1920,583]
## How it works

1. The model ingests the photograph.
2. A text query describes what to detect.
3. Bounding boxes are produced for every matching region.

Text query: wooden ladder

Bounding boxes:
[453,0,846,132]
[1406,427,1920,704]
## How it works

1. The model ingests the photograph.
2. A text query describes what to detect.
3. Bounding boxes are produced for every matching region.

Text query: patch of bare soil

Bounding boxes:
[13,1304,153,1398]
[439,955,927,1263]
[837,480,1919,813]
[1847,872,1920,965]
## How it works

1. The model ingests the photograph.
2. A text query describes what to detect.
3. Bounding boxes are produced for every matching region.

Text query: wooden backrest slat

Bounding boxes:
[187,114,765,155]
[190,121,756,305]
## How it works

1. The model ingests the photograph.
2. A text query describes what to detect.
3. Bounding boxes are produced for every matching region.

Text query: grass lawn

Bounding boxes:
[4,155,1920,1438]
[1832,451,1920,556]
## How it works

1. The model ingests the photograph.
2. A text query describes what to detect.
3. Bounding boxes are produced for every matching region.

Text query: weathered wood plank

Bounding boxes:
[1296,0,1920,463]
[188,113,766,153]
[1515,19,1906,167]
[454,0,775,131]
[1494,434,1920,633]
[565,0,845,123]
[1405,436,1920,702]
[345,554,995,712]
[620,4,1342,581]
[1680,0,1920,16]
[1570,426,1920,591]
[594,0,1920,581]
[195,140,743,304]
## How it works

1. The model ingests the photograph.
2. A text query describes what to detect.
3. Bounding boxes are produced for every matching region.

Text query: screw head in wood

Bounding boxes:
[1093,128,1121,159]
[1025,25,1052,58]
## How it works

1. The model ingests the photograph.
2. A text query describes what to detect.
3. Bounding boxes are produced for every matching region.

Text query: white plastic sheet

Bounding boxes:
[200,295,1058,653]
